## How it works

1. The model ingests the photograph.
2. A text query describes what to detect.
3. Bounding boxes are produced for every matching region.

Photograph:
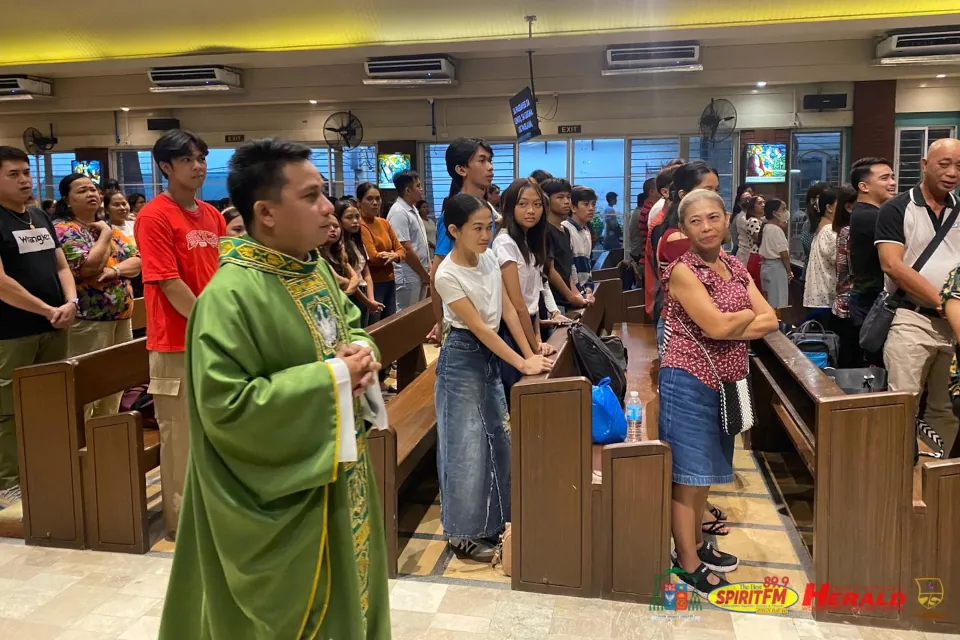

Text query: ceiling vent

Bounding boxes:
[876,27,960,65]
[0,75,52,101]
[363,55,457,86]
[147,66,241,93]
[603,42,702,75]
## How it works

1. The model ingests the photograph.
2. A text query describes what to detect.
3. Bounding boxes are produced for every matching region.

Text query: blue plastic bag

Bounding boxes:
[591,377,627,445]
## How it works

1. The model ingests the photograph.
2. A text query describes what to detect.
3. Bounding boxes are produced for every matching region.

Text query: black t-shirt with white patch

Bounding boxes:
[874,187,960,304]
[0,206,64,339]
[546,222,574,303]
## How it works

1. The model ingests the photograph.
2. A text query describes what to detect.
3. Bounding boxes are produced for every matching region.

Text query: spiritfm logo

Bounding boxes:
[709,577,799,615]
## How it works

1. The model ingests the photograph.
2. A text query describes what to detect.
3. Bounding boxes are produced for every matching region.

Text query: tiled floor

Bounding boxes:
[0,539,953,640]
[0,343,952,639]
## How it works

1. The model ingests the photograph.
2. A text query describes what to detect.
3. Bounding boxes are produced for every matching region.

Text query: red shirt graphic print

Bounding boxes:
[135,194,226,352]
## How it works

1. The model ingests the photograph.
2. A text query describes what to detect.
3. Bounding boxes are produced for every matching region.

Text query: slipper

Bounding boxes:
[709,505,728,522]
[701,520,730,536]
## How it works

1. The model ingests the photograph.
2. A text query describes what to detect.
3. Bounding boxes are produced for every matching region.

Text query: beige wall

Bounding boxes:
[2,37,943,150]
[896,78,960,114]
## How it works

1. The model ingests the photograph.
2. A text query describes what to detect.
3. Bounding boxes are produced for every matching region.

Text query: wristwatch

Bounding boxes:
[67,298,79,308]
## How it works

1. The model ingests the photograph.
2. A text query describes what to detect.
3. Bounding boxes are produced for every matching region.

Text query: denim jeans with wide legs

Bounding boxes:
[434,328,511,540]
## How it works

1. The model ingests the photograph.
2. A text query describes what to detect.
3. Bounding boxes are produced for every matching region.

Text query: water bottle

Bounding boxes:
[626,391,644,442]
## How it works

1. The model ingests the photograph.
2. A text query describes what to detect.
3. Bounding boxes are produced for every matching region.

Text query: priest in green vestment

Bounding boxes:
[159,138,391,640]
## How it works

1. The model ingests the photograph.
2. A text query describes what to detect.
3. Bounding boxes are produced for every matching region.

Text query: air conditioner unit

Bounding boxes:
[147,66,241,93]
[603,42,702,75]
[363,55,457,86]
[0,75,52,101]
[876,27,960,64]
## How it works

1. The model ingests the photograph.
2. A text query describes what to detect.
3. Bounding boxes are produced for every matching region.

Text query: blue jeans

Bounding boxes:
[656,316,666,358]
[372,281,396,322]
[435,329,511,539]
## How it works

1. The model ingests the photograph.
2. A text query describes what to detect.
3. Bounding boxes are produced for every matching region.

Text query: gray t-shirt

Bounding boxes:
[386,198,430,286]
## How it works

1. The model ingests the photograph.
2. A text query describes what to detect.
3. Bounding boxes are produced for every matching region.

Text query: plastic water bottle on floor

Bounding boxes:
[626,391,644,442]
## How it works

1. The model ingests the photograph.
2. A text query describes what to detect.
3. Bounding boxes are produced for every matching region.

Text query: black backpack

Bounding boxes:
[569,323,628,406]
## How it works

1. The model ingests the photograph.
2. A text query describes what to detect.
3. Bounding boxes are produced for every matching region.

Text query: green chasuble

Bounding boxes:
[159,236,391,640]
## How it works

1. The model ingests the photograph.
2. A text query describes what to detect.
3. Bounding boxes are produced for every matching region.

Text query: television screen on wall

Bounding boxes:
[377,153,412,189]
[71,160,101,184]
[744,143,787,184]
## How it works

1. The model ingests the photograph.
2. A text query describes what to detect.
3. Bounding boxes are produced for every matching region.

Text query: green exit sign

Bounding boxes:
[558,125,582,134]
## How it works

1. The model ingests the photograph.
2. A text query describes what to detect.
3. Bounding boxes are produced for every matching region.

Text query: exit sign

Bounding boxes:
[225,134,245,143]
[558,125,582,134]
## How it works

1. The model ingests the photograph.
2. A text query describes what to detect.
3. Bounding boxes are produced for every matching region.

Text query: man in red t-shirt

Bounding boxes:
[134,130,225,537]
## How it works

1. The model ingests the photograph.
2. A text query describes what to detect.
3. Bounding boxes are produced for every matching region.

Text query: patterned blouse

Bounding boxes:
[661,251,752,390]
[833,226,851,318]
[941,265,960,411]
[55,220,138,321]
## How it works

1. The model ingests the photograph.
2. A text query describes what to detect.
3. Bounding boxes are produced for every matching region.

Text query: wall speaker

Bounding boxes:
[147,118,181,131]
[802,94,848,111]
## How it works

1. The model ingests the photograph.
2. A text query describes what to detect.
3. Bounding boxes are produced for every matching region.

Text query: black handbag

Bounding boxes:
[673,314,757,436]
[859,195,960,353]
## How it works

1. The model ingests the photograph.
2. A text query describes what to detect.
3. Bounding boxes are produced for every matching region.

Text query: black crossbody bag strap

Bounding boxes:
[891,192,960,303]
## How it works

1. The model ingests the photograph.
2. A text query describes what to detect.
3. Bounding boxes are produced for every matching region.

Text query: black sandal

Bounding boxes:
[701,520,730,536]
[709,505,728,522]
[673,561,730,597]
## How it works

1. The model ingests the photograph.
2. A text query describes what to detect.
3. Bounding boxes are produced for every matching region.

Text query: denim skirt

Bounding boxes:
[435,328,511,539]
[658,367,735,486]
[498,314,537,408]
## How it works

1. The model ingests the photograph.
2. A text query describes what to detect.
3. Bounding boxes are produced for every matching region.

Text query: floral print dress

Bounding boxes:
[55,220,138,321]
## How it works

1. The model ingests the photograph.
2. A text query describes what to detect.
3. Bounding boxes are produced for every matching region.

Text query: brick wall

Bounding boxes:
[851,81,896,163]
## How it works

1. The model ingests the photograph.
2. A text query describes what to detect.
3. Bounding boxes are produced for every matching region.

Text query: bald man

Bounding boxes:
[875,137,960,452]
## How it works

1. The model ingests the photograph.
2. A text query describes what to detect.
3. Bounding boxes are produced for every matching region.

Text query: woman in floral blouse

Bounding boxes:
[54,174,142,417]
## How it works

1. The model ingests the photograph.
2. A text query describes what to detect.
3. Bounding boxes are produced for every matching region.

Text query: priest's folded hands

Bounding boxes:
[337,343,381,396]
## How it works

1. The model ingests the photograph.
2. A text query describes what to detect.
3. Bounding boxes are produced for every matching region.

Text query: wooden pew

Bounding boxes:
[13,338,157,553]
[511,279,672,602]
[591,268,647,324]
[751,332,960,634]
[131,297,146,332]
[365,299,437,578]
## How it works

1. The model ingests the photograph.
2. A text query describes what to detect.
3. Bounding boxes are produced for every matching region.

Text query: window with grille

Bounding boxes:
[310,148,334,196]
[423,142,515,219]
[49,152,77,199]
[627,138,680,212]
[339,146,376,200]
[789,131,843,260]
[689,136,735,211]
[116,150,157,200]
[895,126,956,193]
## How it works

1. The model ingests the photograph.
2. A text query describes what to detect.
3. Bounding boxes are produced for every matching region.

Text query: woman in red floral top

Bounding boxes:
[659,189,778,596]
[54,174,141,417]
[831,184,860,368]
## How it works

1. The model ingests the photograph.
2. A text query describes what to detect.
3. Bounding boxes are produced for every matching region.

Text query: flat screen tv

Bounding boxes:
[71,160,102,184]
[377,153,411,189]
[744,143,787,184]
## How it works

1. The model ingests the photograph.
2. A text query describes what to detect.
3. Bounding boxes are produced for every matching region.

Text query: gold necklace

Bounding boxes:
[4,206,34,229]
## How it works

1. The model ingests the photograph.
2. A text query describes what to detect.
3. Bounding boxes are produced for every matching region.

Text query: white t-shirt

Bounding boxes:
[493,230,542,316]
[758,223,789,260]
[434,250,503,331]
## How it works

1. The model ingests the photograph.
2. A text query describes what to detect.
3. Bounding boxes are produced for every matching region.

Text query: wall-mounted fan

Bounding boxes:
[22,125,58,155]
[698,99,737,144]
[323,111,363,150]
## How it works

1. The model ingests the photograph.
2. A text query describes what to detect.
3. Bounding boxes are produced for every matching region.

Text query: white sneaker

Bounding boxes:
[0,485,22,509]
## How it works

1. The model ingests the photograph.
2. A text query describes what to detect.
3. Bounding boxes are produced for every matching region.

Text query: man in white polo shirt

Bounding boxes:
[386,170,430,312]
[875,138,960,447]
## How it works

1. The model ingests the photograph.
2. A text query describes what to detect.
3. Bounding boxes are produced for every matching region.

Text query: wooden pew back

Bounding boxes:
[365,299,436,578]
[13,337,150,550]
[750,331,957,632]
